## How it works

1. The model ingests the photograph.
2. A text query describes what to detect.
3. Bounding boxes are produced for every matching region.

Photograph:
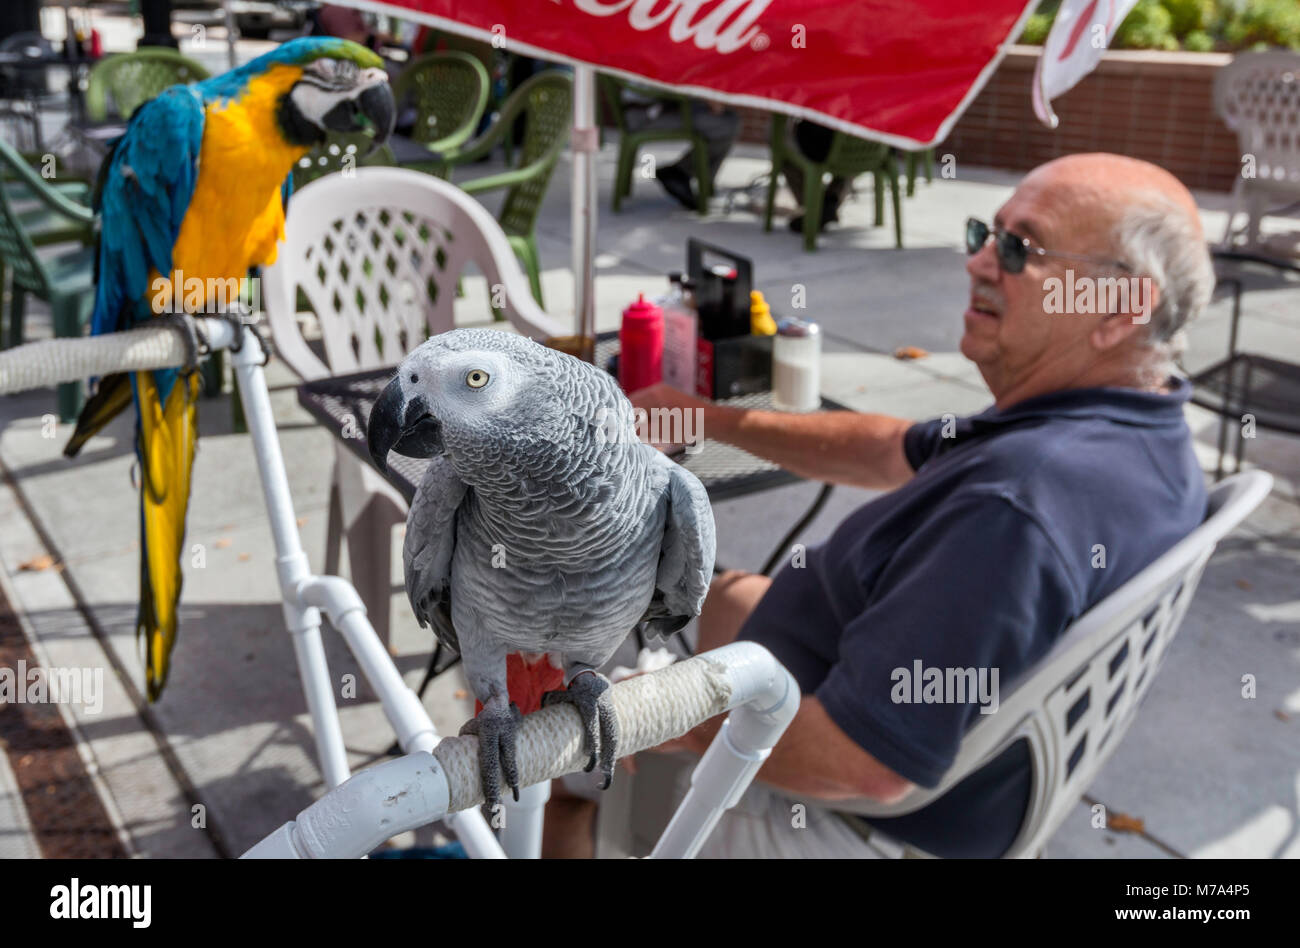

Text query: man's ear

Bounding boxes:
[1091,281,1160,351]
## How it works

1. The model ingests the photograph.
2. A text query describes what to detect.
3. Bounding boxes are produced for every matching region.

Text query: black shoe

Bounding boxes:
[655,164,698,210]
[788,200,840,234]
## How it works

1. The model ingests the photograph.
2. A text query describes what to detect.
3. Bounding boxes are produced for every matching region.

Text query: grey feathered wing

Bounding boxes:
[403,455,469,656]
[641,460,717,637]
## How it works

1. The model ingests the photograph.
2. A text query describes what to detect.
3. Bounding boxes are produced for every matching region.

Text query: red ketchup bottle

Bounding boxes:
[618,293,663,392]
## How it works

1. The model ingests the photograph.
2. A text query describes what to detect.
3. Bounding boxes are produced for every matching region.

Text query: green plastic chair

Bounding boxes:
[0,139,95,421]
[440,70,573,308]
[391,51,490,177]
[764,114,903,251]
[85,48,210,121]
[598,74,711,216]
[905,148,935,196]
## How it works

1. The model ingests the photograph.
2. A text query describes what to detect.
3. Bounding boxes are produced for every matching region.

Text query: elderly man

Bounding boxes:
[542,153,1214,859]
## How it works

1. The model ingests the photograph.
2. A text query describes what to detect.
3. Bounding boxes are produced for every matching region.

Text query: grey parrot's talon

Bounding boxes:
[545,672,618,790]
[461,701,522,810]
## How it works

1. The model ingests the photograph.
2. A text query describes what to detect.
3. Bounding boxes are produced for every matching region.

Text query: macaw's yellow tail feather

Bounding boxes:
[136,371,200,702]
[64,373,134,459]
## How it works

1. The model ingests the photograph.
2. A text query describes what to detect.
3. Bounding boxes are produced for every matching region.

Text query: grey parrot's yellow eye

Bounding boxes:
[465,369,490,389]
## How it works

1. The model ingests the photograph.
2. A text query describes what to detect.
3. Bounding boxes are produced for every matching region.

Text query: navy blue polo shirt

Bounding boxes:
[737,377,1207,857]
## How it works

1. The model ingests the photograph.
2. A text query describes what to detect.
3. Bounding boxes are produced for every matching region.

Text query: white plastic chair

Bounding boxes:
[262,167,565,645]
[837,469,1274,857]
[1213,51,1300,248]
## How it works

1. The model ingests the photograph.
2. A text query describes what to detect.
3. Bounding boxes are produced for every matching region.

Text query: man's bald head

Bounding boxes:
[1024,153,1202,230]
[962,153,1213,406]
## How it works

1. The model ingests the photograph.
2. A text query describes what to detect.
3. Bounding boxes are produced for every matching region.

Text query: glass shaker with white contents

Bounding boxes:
[771,316,822,412]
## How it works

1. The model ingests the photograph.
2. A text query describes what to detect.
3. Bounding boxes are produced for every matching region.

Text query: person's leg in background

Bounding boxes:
[541,570,770,857]
[654,102,740,210]
[781,120,848,234]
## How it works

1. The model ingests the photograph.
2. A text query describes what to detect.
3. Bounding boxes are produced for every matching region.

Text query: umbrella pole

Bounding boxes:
[222,0,239,70]
[570,64,598,360]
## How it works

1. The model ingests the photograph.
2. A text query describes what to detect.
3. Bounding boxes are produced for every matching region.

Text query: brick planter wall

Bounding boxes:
[729,46,1242,193]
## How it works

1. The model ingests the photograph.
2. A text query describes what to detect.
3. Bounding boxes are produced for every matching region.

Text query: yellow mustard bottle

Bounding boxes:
[750,290,777,335]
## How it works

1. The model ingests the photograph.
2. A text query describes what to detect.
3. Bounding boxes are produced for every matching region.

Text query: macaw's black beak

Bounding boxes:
[358,81,395,151]
[367,376,443,474]
[322,75,395,153]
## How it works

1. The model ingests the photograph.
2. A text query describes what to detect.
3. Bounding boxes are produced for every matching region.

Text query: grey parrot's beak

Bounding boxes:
[367,376,443,474]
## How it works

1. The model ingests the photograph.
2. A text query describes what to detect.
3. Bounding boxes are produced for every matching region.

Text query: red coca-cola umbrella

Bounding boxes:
[326,1,1122,338]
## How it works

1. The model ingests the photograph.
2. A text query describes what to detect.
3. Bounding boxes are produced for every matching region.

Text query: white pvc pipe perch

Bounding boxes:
[243,642,799,859]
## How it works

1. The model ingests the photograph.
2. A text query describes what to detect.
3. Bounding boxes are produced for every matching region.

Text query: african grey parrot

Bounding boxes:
[366,328,716,808]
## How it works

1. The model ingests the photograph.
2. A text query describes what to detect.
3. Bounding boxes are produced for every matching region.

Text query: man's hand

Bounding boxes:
[628,382,710,416]
[632,383,915,491]
[628,383,715,454]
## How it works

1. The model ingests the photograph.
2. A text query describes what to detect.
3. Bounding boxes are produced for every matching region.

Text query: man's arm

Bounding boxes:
[658,695,914,803]
[630,383,915,490]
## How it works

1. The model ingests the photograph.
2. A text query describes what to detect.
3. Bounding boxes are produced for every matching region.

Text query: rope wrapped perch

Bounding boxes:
[0,320,240,395]
[435,652,735,813]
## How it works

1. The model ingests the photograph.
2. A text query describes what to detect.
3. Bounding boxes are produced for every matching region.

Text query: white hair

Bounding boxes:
[1112,195,1215,385]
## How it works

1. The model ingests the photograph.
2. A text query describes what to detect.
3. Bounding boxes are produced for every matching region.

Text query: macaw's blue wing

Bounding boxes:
[92,84,205,338]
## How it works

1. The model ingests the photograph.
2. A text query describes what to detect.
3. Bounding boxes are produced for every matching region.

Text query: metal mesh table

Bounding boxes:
[296,333,849,506]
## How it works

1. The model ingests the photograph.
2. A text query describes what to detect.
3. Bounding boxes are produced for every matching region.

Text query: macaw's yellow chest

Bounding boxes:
[169,64,310,288]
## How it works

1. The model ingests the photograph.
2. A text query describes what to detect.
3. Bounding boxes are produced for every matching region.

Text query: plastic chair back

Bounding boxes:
[843,470,1274,857]
[85,48,210,121]
[262,167,564,380]
[0,137,52,295]
[1213,51,1300,189]
[824,131,891,177]
[392,51,489,149]
[495,71,572,239]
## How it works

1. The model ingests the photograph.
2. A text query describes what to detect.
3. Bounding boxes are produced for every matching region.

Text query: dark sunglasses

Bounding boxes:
[965,217,1133,275]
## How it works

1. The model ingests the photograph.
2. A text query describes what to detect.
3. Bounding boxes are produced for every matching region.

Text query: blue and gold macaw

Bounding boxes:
[64,37,395,700]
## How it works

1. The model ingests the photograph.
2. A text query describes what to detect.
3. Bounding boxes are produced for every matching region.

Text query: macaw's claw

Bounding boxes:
[543,672,619,791]
[460,701,523,808]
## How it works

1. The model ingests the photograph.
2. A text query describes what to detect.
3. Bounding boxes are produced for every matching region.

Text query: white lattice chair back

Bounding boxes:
[1213,51,1300,190]
[263,167,564,381]
[843,470,1273,858]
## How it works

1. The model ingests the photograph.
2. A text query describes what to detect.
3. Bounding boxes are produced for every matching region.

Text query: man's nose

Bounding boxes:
[965,236,1000,284]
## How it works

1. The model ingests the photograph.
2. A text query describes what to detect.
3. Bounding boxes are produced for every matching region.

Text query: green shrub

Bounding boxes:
[1115,0,1179,50]
[1161,0,1212,36]
[1020,12,1054,45]
[1221,0,1300,50]
[1182,28,1215,51]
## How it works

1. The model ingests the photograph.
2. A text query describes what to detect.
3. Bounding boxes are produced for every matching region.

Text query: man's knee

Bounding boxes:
[698,569,771,652]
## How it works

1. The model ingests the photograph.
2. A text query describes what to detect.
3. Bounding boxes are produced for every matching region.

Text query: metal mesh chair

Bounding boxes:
[839,470,1274,857]
[390,51,490,178]
[85,48,210,121]
[1213,50,1300,249]
[262,166,563,646]
[0,138,94,421]
[436,70,573,307]
[0,32,59,151]
[764,114,902,251]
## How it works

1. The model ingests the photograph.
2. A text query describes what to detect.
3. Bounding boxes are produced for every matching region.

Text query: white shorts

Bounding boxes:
[563,753,903,859]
